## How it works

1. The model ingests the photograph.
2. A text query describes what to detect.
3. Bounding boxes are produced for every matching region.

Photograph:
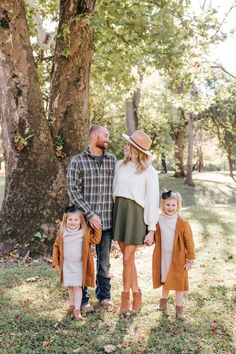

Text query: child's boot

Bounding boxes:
[118,292,130,314]
[157,298,168,311]
[66,305,75,319]
[131,289,142,313]
[176,305,186,321]
[73,309,83,321]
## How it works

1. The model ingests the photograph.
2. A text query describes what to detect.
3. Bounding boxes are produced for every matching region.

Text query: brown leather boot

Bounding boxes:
[176,305,186,321]
[131,289,142,313]
[156,298,168,311]
[118,292,130,314]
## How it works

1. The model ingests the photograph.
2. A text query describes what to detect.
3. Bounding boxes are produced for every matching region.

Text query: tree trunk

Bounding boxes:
[49,0,95,158]
[198,146,205,173]
[125,72,142,134]
[172,129,186,177]
[172,109,186,177]
[227,148,235,181]
[0,0,95,251]
[0,0,67,247]
[184,113,195,187]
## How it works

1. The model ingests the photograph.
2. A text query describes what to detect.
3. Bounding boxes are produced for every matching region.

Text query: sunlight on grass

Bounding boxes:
[1,173,236,353]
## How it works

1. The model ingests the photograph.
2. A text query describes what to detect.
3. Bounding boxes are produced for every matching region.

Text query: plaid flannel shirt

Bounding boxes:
[67,147,117,230]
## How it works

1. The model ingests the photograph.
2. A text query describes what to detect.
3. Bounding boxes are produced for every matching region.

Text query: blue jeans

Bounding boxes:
[81,228,112,305]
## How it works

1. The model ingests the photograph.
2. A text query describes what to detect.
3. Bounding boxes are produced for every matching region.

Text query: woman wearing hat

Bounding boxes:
[113,130,159,313]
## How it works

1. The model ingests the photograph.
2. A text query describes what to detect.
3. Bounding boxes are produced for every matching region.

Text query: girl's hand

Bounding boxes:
[144,231,154,246]
[183,260,194,271]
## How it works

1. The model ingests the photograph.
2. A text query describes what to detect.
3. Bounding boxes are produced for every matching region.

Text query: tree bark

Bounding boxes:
[171,109,186,177]
[0,0,67,246]
[125,72,142,134]
[227,148,235,181]
[172,129,186,177]
[184,113,195,187]
[198,146,205,173]
[49,0,95,158]
[0,0,95,250]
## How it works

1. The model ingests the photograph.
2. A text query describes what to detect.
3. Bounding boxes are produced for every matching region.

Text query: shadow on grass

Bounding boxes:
[147,286,235,354]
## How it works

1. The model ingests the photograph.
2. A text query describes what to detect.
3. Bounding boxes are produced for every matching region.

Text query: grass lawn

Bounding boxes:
[0,172,236,353]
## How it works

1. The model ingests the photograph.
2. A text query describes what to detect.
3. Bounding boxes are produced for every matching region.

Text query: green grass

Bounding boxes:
[0,172,236,353]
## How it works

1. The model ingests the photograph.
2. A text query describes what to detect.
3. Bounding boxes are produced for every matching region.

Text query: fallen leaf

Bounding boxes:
[104,344,116,353]
[26,276,39,283]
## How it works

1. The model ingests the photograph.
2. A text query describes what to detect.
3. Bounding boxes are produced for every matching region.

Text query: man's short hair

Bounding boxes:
[89,125,104,137]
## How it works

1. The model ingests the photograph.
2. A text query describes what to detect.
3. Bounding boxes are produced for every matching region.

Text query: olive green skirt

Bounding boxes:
[113,197,147,245]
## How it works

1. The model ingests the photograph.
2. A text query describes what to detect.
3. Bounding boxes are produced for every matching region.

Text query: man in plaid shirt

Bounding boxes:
[67,125,116,312]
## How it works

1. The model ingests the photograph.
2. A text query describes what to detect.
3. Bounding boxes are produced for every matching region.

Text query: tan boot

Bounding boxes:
[118,292,130,314]
[131,289,142,313]
[156,298,168,311]
[176,305,186,321]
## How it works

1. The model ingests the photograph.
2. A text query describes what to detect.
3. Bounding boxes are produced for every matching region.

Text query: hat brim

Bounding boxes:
[122,134,153,157]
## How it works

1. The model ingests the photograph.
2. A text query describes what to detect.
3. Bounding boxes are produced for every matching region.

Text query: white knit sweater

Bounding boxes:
[113,160,159,230]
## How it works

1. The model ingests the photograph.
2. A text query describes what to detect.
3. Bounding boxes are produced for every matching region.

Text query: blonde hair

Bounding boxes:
[123,144,150,173]
[60,209,87,233]
[160,191,182,214]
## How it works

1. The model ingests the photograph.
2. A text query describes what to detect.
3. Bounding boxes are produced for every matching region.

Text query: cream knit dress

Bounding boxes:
[63,227,84,287]
[159,214,178,283]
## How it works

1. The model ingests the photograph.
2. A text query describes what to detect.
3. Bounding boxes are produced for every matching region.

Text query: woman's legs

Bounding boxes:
[118,242,138,292]
[122,244,138,292]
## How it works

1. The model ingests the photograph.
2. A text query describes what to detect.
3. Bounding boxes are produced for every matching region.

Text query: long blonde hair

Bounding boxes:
[123,144,150,173]
[60,209,87,233]
[160,191,182,214]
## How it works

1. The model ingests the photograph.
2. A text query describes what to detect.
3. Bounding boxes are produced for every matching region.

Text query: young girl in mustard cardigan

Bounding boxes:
[52,205,102,320]
[145,191,195,320]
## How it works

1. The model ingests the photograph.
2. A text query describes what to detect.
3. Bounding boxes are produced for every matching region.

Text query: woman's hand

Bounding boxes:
[144,231,154,246]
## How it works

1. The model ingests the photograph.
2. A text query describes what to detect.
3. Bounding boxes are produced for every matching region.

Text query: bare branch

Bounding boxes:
[211,64,236,80]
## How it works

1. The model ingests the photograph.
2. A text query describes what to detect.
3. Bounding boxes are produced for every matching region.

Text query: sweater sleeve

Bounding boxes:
[144,166,159,231]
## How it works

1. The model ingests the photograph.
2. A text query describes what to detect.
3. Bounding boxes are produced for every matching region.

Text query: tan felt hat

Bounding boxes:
[122,130,153,157]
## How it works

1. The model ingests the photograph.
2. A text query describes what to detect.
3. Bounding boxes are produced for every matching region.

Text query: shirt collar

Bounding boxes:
[85,147,109,158]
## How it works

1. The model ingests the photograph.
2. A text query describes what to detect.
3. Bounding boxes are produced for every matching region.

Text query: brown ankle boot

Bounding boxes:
[176,305,186,321]
[131,289,142,313]
[156,298,168,311]
[118,292,130,314]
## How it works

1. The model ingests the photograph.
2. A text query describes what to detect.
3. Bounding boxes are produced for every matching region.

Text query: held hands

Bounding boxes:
[144,231,154,246]
[183,260,194,271]
[89,215,102,229]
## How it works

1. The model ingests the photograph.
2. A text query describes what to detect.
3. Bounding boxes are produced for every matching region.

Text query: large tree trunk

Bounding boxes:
[125,72,142,134]
[49,0,95,158]
[185,113,195,187]
[0,0,95,251]
[0,0,66,247]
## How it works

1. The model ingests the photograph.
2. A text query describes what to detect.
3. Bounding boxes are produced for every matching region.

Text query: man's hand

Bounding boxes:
[144,231,154,246]
[89,215,102,229]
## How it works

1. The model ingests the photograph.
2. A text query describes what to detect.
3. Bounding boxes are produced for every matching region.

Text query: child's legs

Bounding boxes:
[162,287,170,299]
[175,291,184,306]
[68,287,74,306]
[73,286,82,310]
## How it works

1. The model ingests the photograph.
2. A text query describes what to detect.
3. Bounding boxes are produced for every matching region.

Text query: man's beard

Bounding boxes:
[96,138,108,150]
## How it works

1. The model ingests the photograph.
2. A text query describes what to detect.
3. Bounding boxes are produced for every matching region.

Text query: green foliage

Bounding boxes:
[14,128,34,152]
